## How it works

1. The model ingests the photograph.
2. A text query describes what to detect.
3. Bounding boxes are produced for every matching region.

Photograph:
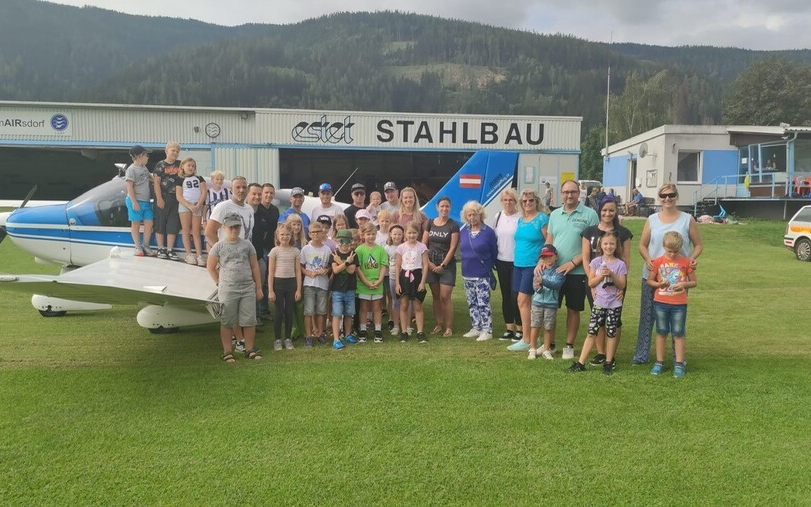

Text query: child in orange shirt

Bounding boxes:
[647,231,697,378]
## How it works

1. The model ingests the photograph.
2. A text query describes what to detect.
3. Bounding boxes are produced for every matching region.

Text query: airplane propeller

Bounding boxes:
[0,184,37,245]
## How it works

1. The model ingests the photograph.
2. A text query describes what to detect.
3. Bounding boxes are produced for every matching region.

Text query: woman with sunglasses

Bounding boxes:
[633,183,703,365]
[506,190,549,352]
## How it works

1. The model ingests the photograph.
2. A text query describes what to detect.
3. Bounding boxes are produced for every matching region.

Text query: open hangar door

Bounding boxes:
[279,149,474,204]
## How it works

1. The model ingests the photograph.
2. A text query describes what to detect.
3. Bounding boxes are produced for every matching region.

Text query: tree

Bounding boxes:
[723,58,811,126]
[579,125,605,181]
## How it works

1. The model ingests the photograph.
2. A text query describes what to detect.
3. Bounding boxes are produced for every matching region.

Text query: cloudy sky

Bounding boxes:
[49,0,811,50]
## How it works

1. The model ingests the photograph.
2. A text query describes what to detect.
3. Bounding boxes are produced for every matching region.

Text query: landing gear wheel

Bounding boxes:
[795,238,811,261]
[39,309,67,317]
[148,326,180,335]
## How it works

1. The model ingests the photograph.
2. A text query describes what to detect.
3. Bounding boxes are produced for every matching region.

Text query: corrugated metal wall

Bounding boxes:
[212,147,280,185]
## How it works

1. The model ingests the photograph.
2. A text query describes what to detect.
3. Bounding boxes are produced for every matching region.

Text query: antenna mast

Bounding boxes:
[604,31,612,160]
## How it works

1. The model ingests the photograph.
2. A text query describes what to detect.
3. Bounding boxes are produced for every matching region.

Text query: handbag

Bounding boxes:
[468,226,496,290]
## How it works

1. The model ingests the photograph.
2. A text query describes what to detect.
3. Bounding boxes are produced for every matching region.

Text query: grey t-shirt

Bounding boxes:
[209,238,256,290]
[125,164,151,201]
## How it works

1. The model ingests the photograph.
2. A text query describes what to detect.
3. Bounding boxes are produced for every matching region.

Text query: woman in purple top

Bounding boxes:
[459,201,498,342]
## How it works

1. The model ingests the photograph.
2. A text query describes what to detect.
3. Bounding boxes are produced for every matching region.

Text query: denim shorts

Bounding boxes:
[653,302,687,337]
[512,266,537,295]
[331,290,356,317]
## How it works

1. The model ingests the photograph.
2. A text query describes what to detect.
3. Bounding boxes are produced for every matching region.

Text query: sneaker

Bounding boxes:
[507,340,530,352]
[589,353,606,365]
[417,332,428,344]
[549,342,556,354]
[400,332,409,343]
[650,362,664,375]
[527,348,536,360]
[235,340,246,353]
[499,331,515,341]
[332,340,345,350]
[562,345,575,360]
[185,254,197,265]
[156,248,169,260]
[304,337,314,348]
[463,329,480,338]
[317,333,328,345]
[142,245,156,257]
[374,330,383,343]
[541,349,554,360]
[283,338,294,350]
[231,336,237,349]
[603,361,614,376]
[406,326,414,335]
[566,361,586,372]
[476,332,492,342]
[274,339,282,351]
[358,329,368,342]
[390,326,400,336]
[514,331,523,341]
[344,334,358,344]
[673,364,686,378]
[167,250,180,261]
[196,255,206,267]
[387,320,394,331]
[134,245,146,257]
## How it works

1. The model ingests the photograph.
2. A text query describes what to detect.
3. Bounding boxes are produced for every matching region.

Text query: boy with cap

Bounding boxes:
[380,181,399,213]
[310,183,342,224]
[206,212,264,362]
[125,145,155,256]
[344,183,367,228]
[529,244,565,360]
[330,229,359,350]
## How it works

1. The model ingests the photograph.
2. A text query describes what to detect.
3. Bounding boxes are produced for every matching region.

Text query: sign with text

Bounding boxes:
[0,112,72,136]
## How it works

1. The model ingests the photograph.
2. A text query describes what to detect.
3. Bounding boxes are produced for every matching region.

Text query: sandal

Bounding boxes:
[443,328,453,338]
[430,325,443,335]
[221,353,235,363]
[245,348,263,360]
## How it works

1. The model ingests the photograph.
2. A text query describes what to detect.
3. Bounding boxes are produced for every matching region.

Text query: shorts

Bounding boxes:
[426,260,456,286]
[531,305,557,330]
[125,196,154,222]
[218,288,257,328]
[587,305,623,338]
[512,266,537,295]
[653,302,687,337]
[178,202,203,216]
[154,199,181,235]
[398,269,427,303]
[358,293,384,301]
[558,274,587,312]
[331,290,356,317]
[303,286,328,316]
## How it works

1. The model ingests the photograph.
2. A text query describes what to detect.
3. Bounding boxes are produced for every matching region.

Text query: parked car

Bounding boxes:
[784,205,811,261]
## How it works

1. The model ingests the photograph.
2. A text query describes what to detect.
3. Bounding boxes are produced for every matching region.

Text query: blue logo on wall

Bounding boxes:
[50,114,69,131]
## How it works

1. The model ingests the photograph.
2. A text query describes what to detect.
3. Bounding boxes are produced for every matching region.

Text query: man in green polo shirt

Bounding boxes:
[541,179,598,360]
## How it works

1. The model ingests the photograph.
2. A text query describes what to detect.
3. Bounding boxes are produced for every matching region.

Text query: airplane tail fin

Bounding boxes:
[422,151,517,224]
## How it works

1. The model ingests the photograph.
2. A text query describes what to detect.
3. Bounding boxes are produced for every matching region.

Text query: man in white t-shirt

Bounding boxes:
[310,182,343,223]
[380,181,399,213]
[205,176,255,247]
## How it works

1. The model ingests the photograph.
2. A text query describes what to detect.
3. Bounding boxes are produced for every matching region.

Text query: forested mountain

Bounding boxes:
[3,1,811,179]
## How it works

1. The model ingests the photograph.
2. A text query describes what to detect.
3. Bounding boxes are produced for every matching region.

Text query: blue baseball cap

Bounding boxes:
[319,183,332,193]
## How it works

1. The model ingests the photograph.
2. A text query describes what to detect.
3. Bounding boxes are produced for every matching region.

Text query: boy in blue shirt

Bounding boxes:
[529,244,565,360]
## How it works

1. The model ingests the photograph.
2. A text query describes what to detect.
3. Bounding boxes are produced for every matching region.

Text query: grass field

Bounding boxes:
[1,219,810,505]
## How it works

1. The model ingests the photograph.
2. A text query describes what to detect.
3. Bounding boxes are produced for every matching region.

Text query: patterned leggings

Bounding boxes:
[464,277,492,333]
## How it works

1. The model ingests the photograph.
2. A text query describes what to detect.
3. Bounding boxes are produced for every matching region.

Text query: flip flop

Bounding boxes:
[443,328,453,338]
[430,325,443,335]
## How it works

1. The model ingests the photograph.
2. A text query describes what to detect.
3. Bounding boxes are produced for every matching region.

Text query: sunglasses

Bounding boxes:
[659,192,678,199]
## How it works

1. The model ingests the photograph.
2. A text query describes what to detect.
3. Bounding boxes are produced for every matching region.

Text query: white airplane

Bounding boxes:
[0,169,347,332]
[0,150,527,332]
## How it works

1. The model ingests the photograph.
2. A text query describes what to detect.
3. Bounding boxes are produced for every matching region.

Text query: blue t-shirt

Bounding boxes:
[513,213,549,268]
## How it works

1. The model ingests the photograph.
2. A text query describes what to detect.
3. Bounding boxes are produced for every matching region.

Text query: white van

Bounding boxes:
[784,205,811,261]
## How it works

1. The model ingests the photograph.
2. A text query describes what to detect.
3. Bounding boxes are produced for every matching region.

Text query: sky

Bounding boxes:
[48,0,811,51]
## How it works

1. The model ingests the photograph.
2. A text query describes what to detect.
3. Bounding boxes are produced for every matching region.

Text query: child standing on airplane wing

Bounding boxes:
[124,145,155,257]
[207,212,264,363]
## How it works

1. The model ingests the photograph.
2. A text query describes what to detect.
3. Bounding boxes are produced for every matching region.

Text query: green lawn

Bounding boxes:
[1,219,810,505]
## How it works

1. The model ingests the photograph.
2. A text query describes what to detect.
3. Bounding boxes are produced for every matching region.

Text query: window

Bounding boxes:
[677,151,700,183]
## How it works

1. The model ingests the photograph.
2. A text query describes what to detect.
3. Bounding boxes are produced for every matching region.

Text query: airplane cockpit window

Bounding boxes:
[67,177,130,227]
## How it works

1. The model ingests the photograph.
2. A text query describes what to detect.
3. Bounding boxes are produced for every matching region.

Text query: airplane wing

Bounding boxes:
[0,255,218,308]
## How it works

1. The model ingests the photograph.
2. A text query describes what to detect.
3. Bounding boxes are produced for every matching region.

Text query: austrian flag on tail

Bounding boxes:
[459,174,482,188]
